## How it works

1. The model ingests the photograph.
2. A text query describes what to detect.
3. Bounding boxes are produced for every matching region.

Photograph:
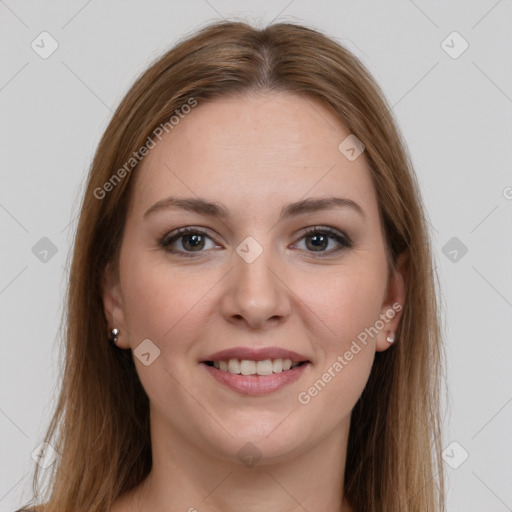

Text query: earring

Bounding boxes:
[110,328,119,345]
[386,331,395,344]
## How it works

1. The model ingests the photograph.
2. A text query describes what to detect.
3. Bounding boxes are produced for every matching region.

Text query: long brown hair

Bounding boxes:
[17,20,446,512]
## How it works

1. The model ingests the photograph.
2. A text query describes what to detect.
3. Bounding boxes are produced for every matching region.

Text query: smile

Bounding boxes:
[204,358,305,375]
[201,359,311,396]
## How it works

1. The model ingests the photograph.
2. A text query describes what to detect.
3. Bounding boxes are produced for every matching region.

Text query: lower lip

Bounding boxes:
[201,362,310,396]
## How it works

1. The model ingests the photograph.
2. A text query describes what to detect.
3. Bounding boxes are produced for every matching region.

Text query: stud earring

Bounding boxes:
[386,331,395,344]
[110,328,119,345]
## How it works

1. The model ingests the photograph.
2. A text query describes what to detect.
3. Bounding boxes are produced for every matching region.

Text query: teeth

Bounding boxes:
[228,358,241,374]
[256,360,273,376]
[272,359,283,373]
[240,359,256,375]
[212,358,301,375]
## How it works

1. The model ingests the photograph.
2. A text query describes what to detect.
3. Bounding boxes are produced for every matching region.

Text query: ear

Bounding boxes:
[101,263,129,349]
[375,249,409,352]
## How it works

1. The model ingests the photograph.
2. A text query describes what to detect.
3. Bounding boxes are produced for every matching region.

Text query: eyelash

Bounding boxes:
[159,226,353,258]
[299,226,353,255]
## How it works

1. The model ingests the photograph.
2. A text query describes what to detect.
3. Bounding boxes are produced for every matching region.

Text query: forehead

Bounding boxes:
[130,92,379,220]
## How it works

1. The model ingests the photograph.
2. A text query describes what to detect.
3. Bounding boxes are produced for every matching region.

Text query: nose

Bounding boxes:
[220,247,291,330]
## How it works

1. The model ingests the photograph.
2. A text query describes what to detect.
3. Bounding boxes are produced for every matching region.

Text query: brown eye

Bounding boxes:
[180,233,205,251]
[160,227,220,256]
[294,227,352,256]
[305,233,329,251]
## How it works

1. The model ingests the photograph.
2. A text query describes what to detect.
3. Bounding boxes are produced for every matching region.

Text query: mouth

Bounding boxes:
[201,358,309,376]
[199,347,312,395]
[199,348,312,396]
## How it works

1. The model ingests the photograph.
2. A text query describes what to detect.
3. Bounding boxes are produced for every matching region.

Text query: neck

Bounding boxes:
[115,408,354,512]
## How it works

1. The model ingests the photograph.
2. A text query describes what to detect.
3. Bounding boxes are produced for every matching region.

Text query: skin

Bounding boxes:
[104,92,407,512]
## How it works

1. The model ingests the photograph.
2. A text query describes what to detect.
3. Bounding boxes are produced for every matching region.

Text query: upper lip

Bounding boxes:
[201,346,310,363]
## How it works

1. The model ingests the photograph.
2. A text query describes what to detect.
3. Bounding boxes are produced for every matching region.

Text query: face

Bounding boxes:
[103,92,407,463]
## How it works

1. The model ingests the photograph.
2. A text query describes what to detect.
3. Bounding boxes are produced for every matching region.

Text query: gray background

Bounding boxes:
[1,1,511,510]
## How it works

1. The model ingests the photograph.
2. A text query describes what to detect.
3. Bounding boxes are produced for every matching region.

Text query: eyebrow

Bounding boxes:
[143,196,365,220]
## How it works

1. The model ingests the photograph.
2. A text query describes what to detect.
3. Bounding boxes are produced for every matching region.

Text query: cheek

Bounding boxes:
[119,252,228,380]
[293,262,387,348]
[118,255,213,411]
[119,250,203,345]
[290,262,386,409]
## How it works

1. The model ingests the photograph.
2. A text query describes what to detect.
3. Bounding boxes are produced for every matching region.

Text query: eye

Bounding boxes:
[160,227,221,256]
[292,226,352,256]
[159,225,352,257]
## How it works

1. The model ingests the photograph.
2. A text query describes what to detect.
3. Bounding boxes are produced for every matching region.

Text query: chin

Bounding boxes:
[202,418,315,466]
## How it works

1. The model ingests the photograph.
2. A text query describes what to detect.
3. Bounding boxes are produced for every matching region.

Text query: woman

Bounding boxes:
[18,20,446,512]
